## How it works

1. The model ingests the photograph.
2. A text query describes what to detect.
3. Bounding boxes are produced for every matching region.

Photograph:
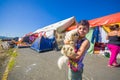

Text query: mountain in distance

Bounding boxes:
[0,36,19,41]
[0,36,13,39]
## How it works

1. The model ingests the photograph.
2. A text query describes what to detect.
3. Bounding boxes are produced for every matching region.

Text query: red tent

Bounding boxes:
[66,12,120,30]
[89,12,120,27]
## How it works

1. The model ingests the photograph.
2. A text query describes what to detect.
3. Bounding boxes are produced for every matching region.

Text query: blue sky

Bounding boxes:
[0,0,120,37]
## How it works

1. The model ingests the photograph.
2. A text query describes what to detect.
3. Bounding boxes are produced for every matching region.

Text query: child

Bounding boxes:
[65,20,90,80]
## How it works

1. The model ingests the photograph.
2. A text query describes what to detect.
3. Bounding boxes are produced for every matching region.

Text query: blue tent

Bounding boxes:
[31,36,55,52]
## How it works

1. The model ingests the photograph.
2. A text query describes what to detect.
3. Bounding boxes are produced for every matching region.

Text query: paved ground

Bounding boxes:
[8,48,120,80]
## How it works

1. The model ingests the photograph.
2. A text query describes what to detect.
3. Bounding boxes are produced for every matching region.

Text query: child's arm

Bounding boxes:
[68,39,90,60]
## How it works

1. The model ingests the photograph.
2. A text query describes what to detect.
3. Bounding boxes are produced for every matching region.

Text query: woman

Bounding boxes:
[65,20,90,80]
[106,24,120,67]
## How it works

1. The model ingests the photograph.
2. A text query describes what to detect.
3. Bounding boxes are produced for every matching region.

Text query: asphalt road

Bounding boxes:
[8,48,120,80]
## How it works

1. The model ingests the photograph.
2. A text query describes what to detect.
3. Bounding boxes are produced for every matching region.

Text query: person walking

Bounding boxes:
[106,24,120,67]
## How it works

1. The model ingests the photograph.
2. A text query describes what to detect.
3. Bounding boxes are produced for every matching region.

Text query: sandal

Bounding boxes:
[108,64,120,68]
[113,64,120,67]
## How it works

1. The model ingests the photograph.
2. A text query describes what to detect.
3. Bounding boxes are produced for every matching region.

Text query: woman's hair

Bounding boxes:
[109,24,119,31]
[77,20,90,29]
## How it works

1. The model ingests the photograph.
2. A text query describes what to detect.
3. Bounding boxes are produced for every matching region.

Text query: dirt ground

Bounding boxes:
[8,48,120,80]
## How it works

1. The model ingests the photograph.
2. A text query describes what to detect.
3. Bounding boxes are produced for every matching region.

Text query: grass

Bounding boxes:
[0,40,18,80]
[6,48,18,70]
[1,48,18,80]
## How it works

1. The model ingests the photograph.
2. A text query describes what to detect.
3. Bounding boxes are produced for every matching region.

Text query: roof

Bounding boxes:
[33,16,77,33]
[89,12,120,27]
[66,12,120,30]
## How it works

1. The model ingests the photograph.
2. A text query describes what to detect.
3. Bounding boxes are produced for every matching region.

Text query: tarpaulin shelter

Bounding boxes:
[66,12,120,54]
[88,12,120,54]
[89,12,120,27]
[66,12,120,30]
[31,36,55,52]
[15,32,33,48]
[31,17,77,52]
[33,16,77,33]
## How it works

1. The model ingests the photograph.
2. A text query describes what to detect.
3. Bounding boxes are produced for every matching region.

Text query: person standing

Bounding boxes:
[65,20,90,80]
[106,24,120,67]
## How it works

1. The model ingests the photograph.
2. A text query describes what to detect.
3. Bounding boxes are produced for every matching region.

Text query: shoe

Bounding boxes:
[113,64,120,67]
[108,64,120,68]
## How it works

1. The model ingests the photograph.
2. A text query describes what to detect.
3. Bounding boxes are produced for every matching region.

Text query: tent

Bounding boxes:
[33,16,77,33]
[31,13,120,53]
[31,17,77,52]
[16,32,33,48]
[31,36,55,52]
[66,12,120,54]
[89,12,120,27]
[66,12,120,30]
[88,12,120,54]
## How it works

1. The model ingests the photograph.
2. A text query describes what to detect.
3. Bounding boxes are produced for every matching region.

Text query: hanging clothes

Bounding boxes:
[99,26,108,43]
[91,26,101,43]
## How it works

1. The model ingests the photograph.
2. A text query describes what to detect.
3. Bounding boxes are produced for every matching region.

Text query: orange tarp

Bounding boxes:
[66,25,77,31]
[66,12,120,30]
[89,12,120,27]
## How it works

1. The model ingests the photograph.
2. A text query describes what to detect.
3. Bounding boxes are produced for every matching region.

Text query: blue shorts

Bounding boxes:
[68,67,83,80]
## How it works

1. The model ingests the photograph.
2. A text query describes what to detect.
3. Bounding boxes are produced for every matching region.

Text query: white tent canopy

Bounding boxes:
[33,16,77,33]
